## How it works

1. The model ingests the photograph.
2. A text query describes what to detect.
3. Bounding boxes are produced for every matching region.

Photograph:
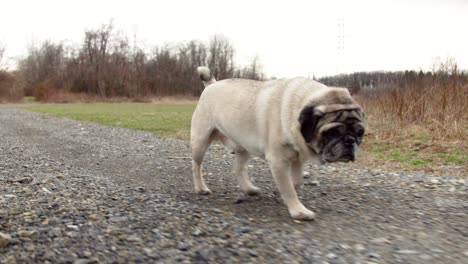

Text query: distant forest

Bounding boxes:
[318,61,467,95]
[0,23,264,100]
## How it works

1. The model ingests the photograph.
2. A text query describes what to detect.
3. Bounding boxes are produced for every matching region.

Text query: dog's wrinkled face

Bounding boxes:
[299,105,365,163]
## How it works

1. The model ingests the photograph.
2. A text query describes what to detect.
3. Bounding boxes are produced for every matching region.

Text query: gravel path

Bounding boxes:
[0,104,467,264]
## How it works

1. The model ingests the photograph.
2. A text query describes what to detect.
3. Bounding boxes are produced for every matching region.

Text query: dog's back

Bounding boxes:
[193,69,332,158]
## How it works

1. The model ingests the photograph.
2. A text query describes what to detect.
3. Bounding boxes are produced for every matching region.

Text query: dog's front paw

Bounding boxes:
[244,186,261,196]
[195,188,212,195]
[289,207,316,221]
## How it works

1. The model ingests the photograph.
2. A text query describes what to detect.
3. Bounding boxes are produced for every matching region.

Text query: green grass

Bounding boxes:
[368,143,394,154]
[386,150,428,166]
[436,150,468,164]
[366,143,430,166]
[366,141,468,167]
[24,103,197,139]
[409,159,428,166]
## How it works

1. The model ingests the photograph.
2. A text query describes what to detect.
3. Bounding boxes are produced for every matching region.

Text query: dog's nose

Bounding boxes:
[344,135,356,145]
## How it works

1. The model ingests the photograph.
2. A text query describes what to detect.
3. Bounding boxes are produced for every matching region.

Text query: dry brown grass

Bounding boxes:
[149,96,198,104]
[0,71,23,102]
[30,82,199,104]
[357,81,466,139]
[32,81,95,103]
[353,70,467,176]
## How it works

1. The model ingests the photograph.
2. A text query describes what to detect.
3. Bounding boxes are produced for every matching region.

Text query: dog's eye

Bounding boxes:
[356,128,364,137]
[325,126,344,138]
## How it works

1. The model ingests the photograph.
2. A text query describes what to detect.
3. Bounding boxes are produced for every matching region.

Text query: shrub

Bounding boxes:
[0,71,23,102]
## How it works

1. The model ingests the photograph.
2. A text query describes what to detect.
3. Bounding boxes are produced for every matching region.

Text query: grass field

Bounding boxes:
[24,102,467,176]
[25,103,197,139]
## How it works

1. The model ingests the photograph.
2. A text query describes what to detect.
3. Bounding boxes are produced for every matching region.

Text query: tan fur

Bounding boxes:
[191,71,364,221]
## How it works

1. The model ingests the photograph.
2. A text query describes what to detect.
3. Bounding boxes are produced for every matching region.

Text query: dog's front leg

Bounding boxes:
[268,158,315,221]
[291,160,304,190]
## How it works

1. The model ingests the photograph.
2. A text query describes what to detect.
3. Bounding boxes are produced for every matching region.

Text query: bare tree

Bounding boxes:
[0,43,24,101]
[18,41,65,95]
[15,25,265,99]
[82,23,113,96]
[0,42,5,69]
[247,55,263,80]
[208,34,235,80]
[234,55,264,80]
[188,40,207,68]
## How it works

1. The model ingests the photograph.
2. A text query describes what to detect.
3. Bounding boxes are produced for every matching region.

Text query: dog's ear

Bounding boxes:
[358,109,366,123]
[299,106,323,142]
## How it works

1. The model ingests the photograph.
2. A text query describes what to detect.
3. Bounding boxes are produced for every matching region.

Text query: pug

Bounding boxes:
[190,66,365,220]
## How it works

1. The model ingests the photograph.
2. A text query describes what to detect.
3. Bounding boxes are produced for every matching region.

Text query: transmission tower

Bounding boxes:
[336,18,345,74]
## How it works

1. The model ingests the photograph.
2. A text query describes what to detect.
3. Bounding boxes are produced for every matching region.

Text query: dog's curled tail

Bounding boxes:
[197,66,216,87]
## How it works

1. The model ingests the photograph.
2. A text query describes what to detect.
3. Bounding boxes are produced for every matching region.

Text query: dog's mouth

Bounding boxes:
[321,149,356,163]
[320,139,358,163]
[322,155,354,163]
[338,154,355,162]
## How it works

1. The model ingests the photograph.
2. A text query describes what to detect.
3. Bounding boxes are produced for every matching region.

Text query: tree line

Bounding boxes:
[12,23,264,100]
[318,59,468,95]
[1,24,466,104]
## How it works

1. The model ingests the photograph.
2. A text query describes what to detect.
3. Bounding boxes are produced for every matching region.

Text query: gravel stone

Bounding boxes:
[419,254,433,261]
[396,249,419,255]
[192,228,204,237]
[194,250,210,262]
[247,249,258,257]
[177,243,191,251]
[109,216,129,223]
[354,244,366,253]
[74,259,98,264]
[0,233,11,248]
[371,237,392,244]
[305,180,320,186]
[7,177,33,184]
[17,230,37,238]
[0,105,466,263]
[66,225,79,231]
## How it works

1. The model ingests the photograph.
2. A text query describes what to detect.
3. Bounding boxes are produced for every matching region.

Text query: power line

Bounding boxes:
[336,17,345,74]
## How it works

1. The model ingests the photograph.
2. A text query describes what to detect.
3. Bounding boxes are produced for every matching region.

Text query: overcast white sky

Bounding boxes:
[1,0,467,78]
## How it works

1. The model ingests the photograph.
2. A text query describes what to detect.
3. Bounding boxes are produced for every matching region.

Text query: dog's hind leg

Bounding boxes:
[234,150,260,196]
[191,127,213,195]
